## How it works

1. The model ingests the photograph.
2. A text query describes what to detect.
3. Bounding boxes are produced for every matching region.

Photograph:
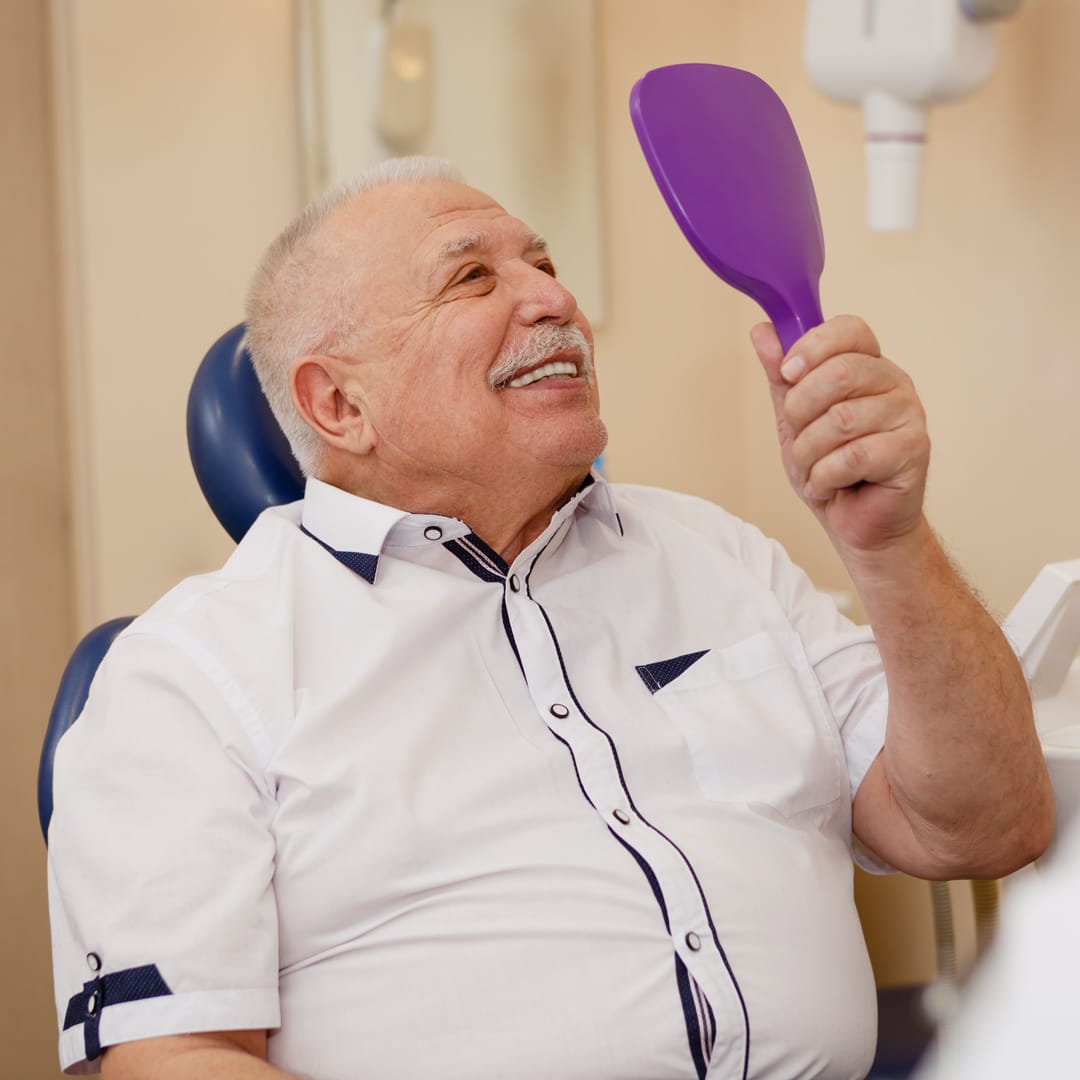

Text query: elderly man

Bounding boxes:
[48,157,1052,1079]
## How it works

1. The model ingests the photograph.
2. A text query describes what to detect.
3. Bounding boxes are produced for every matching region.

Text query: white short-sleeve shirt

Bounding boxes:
[48,476,888,1078]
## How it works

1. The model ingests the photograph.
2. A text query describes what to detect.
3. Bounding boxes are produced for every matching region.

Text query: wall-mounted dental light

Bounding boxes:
[804,0,1021,230]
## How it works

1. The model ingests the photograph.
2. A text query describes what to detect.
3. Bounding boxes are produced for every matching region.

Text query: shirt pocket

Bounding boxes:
[644,631,846,817]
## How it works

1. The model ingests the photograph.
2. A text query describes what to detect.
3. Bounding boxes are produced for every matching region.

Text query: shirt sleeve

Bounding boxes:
[732,519,894,873]
[47,626,281,1073]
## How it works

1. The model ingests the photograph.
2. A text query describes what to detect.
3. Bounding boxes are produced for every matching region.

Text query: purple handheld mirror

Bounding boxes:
[630,63,825,353]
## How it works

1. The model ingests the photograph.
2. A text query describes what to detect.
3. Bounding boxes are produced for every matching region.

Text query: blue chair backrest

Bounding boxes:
[37,617,134,839]
[39,324,301,841]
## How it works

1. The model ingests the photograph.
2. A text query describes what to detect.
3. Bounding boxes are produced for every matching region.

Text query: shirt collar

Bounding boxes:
[569,470,623,536]
[299,470,622,584]
[300,477,415,560]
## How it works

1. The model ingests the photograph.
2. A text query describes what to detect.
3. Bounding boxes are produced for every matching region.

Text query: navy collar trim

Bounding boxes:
[300,524,379,584]
[443,532,511,583]
[458,532,510,576]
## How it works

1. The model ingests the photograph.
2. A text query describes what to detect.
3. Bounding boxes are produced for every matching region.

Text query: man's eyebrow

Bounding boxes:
[436,233,486,262]
[434,231,549,264]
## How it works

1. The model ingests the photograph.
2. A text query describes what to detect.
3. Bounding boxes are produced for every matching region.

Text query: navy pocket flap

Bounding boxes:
[635,650,710,693]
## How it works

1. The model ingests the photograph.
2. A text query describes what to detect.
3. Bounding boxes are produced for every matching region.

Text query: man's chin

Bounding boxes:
[530,418,608,471]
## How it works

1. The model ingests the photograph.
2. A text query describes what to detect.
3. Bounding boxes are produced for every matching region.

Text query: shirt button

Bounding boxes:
[549,703,570,718]
[87,991,100,1015]
[685,931,703,952]
[86,952,102,972]
[613,809,631,825]
[509,574,521,592]
[423,525,443,541]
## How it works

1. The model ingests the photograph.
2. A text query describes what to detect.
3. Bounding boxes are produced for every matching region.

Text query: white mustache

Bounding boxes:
[487,325,593,390]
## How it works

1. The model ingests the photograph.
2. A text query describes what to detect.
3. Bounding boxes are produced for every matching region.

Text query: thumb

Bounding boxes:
[750,321,788,421]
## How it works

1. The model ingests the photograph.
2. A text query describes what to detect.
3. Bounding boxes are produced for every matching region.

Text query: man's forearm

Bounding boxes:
[102,1032,299,1080]
[152,1053,296,1080]
[847,516,1054,879]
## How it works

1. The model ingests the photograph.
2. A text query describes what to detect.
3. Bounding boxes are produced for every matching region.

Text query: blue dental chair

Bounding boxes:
[36,323,303,841]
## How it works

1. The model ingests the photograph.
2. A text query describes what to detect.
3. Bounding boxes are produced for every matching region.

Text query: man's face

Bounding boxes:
[320,179,606,495]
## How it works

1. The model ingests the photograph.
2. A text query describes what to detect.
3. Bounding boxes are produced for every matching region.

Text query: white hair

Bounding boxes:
[244,155,465,476]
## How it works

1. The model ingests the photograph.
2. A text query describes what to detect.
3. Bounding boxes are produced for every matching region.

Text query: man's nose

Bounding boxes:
[515,264,579,326]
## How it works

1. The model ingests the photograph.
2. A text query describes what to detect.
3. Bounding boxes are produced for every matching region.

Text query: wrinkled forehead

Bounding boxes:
[327,179,540,290]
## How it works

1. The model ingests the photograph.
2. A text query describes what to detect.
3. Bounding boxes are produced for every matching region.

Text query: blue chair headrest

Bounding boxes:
[186,323,304,543]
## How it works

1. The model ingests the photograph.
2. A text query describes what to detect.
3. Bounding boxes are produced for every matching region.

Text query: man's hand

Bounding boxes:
[750,315,929,556]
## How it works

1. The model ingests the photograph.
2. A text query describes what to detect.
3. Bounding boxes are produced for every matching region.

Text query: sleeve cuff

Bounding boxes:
[59,987,280,1074]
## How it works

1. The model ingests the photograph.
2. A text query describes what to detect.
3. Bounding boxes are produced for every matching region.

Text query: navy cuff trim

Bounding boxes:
[63,963,172,1061]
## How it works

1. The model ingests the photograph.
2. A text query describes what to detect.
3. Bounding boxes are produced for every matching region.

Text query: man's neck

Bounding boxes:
[320,461,591,564]
[475,477,587,563]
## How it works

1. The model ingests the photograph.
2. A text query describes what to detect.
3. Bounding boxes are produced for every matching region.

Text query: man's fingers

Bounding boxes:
[802,428,928,502]
[783,353,909,434]
[787,363,928,501]
[749,322,788,411]
[781,315,881,385]
[750,322,802,465]
[787,384,917,473]
[750,321,784,372]
[750,316,923,508]
[753,313,932,546]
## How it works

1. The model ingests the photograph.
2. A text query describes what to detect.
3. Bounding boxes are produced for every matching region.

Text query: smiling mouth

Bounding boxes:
[505,359,580,389]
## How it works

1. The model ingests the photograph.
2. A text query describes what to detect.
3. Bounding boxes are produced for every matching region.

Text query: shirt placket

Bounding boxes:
[503,530,749,1080]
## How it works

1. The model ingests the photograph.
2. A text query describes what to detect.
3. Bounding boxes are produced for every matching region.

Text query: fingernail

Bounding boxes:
[780,354,806,382]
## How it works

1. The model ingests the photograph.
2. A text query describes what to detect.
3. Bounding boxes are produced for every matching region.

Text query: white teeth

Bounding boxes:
[506,360,578,388]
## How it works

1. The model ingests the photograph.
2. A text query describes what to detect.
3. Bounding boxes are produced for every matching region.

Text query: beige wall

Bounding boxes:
[11,0,1080,1071]
[595,2,749,515]
[2,3,75,1076]
[54,0,300,627]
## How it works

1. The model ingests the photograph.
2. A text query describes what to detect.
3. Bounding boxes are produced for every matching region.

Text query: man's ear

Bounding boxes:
[291,356,377,457]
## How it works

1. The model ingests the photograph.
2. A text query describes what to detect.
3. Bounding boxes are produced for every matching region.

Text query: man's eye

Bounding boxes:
[459,266,488,283]
[536,260,557,277]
